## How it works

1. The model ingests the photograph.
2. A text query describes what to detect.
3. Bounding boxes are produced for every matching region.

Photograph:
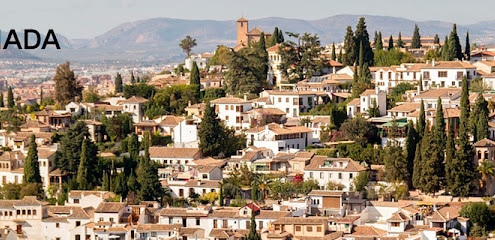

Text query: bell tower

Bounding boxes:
[237,17,249,45]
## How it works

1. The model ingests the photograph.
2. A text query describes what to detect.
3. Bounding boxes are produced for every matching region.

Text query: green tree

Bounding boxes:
[268,27,279,47]
[0,92,4,108]
[130,71,136,84]
[343,26,356,66]
[465,31,471,60]
[331,42,336,60]
[225,44,267,93]
[53,62,82,104]
[367,98,380,117]
[384,143,408,183]
[434,34,440,44]
[444,121,456,193]
[24,135,42,184]
[179,35,197,56]
[189,61,201,101]
[423,49,441,62]
[128,133,139,162]
[352,172,369,192]
[441,36,450,60]
[247,209,261,240]
[278,29,284,43]
[198,104,223,157]
[396,32,404,48]
[354,17,374,66]
[411,24,422,49]
[419,125,443,195]
[114,72,123,93]
[375,32,383,50]
[77,139,91,190]
[450,78,476,197]
[55,121,90,175]
[448,24,463,61]
[412,142,423,189]
[460,202,493,231]
[416,100,426,140]
[405,120,418,188]
[434,97,446,149]
[279,32,326,82]
[340,117,376,146]
[7,86,14,108]
[388,35,394,50]
[338,48,343,63]
[477,160,495,195]
[471,93,489,142]
[208,45,231,66]
[137,152,163,201]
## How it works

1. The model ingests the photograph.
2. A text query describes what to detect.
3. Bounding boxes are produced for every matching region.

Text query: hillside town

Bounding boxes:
[2,16,495,240]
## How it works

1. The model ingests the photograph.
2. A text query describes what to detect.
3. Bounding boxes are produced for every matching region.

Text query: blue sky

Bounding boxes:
[2,0,494,38]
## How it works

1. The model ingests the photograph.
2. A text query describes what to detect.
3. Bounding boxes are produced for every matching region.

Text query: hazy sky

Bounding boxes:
[2,0,494,39]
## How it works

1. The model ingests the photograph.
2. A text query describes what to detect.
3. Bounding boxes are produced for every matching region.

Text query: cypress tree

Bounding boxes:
[198,104,224,157]
[190,61,201,101]
[448,24,463,61]
[358,42,364,68]
[375,32,383,51]
[137,152,163,201]
[434,34,440,44]
[450,77,476,197]
[278,29,284,43]
[7,86,14,109]
[128,133,139,162]
[434,97,446,147]
[388,35,394,51]
[331,42,336,61]
[411,24,422,49]
[130,71,136,84]
[421,123,443,195]
[77,139,90,190]
[354,17,374,66]
[417,100,426,140]
[412,142,423,189]
[115,72,123,93]
[0,92,4,108]
[343,26,356,66]
[373,31,379,46]
[405,120,418,188]
[397,32,404,48]
[338,48,343,63]
[444,121,455,194]
[24,135,42,184]
[471,93,489,142]
[40,88,43,105]
[441,36,450,61]
[247,208,261,240]
[465,31,471,61]
[268,27,279,47]
[384,141,409,183]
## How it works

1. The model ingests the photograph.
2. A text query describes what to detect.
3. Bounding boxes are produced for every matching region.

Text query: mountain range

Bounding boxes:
[6,15,495,64]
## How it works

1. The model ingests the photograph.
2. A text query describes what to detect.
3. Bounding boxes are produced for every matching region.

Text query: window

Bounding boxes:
[286,98,289,103]
[17,210,20,215]
[391,222,400,227]
[230,105,234,110]
[222,219,228,228]
[424,71,430,80]
[213,220,217,228]
[259,221,263,230]
[338,173,342,179]
[151,232,157,237]
[388,72,392,79]
[196,218,200,226]
[380,72,383,80]
[438,71,447,77]
[316,226,322,232]
[296,226,301,232]
[76,221,81,227]
[246,220,250,229]
[320,172,324,179]
[309,172,313,178]
[202,174,208,179]
[99,217,104,222]
[328,173,332,178]
[22,210,25,215]
[307,226,313,232]
[56,223,60,228]
[278,97,282,103]
[349,173,354,179]
[75,235,81,240]
[457,71,463,80]
[109,217,114,223]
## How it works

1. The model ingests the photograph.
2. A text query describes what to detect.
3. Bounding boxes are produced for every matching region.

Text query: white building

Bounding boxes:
[347,89,387,118]
[210,96,253,131]
[303,156,366,191]
[260,90,325,118]
[421,60,476,89]
[374,64,425,93]
[149,147,202,170]
[267,44,283,85]
[172,118,200,148]
[122,96,148,123]
[245,123,313,155]
[184,53,213,70]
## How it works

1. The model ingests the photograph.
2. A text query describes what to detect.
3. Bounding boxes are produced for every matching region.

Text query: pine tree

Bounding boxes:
[450,78,476,197]
[53,62,82,104]
[190,61,201,101]
[343,26,356,66]
[24,135,42,184]
[388,35,394,51]
[354,17,374,66]
[434,34,440,44]
[77,139,90,190]
[198,104,224,157]
[7,86,14,108]
[411,24,422,49]
[130,71,136,84]
[465,31,471,61]
[55,121,90,175]
[115,72,123,93]
[384,141,409,182]
[448,24,463,61]
[375,32,383,51]
[417,100,426,140]
[412,142,423,189]
[331,42,336,61]
[405,120,418,188]
[444,121,456,194]
[0,92,4,108]
[397,32,404,48]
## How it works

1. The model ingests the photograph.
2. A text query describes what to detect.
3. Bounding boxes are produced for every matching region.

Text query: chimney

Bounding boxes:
[70,209,73,215]
[447,212,450,219]
[244,93,248,101]
[432,58,435,67]
[417,84,421,95]
[188,101,191,107]
[197,180,202,186]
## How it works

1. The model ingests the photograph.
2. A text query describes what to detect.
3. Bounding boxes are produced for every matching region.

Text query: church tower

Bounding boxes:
[237,17,249,45]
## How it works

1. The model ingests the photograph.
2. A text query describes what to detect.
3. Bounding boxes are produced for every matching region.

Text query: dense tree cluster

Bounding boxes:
[53,62,83,105]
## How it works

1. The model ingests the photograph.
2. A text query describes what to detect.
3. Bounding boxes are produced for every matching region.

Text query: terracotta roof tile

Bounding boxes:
[272,216,329,225]
[95,202,126,213]
[136,224,182,232]
[473,138,495,147]
[149,147,202,159]
[210,97,250,104]
[122,96,148,103]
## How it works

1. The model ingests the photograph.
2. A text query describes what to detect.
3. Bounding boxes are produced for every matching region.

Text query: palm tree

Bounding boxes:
[478,160,495,195]
[257,174,273,202]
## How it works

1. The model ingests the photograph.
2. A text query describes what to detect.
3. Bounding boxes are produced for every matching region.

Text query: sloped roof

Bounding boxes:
[149,147,202,159]
[308,190,344,197]
[210,97,250,104]
[95,202,126,213]
[136,224,182,232]
[387,211,409,222]
[122,96,148,104]
[473,138,495,147]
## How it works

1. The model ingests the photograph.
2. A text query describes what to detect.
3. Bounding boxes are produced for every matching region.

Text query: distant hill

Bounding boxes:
[0,48,41,60]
